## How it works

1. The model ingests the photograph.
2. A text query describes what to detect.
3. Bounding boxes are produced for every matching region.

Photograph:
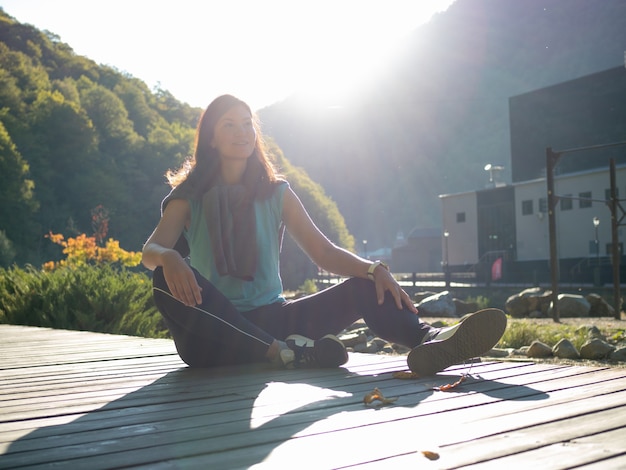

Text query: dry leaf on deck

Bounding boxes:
[433,374,467,392]
[392,370,420,379]
[363,387,398,406]
[421,450,440,460]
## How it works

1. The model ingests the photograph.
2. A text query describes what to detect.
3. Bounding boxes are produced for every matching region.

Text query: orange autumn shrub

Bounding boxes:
[44,232,141,270]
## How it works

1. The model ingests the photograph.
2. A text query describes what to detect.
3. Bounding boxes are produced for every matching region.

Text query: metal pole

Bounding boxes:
[444,230,450,288]
[609,159,622,319]
[593,216,600,287]
[546,147,561,322]
[594,220,599,265]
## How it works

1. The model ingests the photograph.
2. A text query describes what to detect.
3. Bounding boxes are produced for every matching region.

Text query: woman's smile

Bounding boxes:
[211,104,256,160]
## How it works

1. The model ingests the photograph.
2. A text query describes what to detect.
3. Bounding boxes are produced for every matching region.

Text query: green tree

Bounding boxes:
[26,90,98,234]
[78,77,143,156]
[113,78,159,138]
[268,139,355,289]
[0,120,38,264]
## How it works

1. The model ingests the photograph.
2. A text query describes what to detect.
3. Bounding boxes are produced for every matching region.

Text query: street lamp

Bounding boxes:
[363,240,368,260]
[443,230,450,288]
[593,217,600,287]
[593,217,600,264]
[484,164,504,186]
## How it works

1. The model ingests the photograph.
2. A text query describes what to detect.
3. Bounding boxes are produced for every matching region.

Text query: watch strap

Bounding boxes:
[367,260,389,280]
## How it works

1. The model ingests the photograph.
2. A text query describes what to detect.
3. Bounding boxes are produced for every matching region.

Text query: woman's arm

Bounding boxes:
[282,187,417,312]
[142,199,202,306]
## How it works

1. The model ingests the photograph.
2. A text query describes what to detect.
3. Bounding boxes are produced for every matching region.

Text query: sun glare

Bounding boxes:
[0,0,455,110]
[266,0,454,109]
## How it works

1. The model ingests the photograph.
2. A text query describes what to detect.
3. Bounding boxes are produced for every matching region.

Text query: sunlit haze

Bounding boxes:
[0,0,455,110]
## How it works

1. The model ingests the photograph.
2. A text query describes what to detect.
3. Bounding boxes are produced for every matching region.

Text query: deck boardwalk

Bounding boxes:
[1,324,625,469]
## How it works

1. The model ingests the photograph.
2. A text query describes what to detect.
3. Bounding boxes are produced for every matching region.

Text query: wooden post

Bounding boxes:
[546,147,561,322]
[609,159,622,319]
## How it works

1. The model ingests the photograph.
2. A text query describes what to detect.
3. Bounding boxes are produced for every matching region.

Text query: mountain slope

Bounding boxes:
[259,0,626,250]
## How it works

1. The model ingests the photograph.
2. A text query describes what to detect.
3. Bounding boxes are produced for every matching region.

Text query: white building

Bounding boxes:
[440,66,626,284]
[440,164,625,283]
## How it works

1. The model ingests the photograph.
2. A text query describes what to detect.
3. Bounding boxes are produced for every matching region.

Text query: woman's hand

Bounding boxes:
[161,250,203,306]
[142,199,201,306]
[372,265,418,313]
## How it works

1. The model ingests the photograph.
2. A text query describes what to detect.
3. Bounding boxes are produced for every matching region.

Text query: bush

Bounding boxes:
[0,264,168,338]
[0,224,170,338]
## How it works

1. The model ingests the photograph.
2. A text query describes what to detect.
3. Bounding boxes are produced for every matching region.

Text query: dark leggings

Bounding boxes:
[152,266,432,368]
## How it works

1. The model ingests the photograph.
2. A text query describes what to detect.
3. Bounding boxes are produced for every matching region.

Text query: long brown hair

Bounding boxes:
[166,95,279,200]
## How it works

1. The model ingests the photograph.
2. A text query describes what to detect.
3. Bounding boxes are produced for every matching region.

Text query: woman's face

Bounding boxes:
[211,104,256,161]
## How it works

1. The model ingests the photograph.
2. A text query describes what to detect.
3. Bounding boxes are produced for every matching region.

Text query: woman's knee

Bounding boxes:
[343,277,377,302]
[338,276,373,292]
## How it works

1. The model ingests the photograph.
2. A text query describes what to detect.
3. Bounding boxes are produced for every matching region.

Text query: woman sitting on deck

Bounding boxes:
[141,94,507,375]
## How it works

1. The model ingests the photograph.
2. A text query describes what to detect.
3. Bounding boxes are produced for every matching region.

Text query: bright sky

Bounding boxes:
[0,0,455,110]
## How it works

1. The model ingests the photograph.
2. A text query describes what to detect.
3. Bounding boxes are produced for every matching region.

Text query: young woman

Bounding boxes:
[142,94,506,374]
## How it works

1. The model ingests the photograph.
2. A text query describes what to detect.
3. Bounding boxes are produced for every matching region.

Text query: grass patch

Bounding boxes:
[498,319,587,349]
[429,316,622,351]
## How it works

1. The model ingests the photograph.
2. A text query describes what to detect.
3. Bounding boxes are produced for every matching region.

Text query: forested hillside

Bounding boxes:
[0,9,352,288]
[0,9,199,264]
[259,0,626,251]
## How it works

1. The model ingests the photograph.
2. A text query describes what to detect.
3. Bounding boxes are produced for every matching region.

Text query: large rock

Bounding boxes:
[586,293,615,317]
[417,291,457,317]
[552,338,580,359]
[454,298,479,316]
[527,340,553,358]
[551,294,590,317]
[580,338,615,359]
[413,291,438,303]
[610,347,626,362]
[575,325,605,341]
[505,287,552,318]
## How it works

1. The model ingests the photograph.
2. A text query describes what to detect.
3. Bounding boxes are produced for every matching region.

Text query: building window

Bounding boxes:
[579,191,592,209]
[560,194,573,211]
[456,212,466,223]
[521,199,533,215]
[538,197,548,213]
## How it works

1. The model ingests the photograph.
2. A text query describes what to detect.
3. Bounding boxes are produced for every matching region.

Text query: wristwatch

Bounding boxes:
[367,260,389,281]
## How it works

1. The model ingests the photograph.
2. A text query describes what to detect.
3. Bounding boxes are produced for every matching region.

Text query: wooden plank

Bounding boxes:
[3,365,624,468]
[0,360,598,432]
[451,426,626,469]
[136,395,626,469]
[1,325,625,469]
[435,403,626,467]
[574,452,626,470]
[0,325,178,369]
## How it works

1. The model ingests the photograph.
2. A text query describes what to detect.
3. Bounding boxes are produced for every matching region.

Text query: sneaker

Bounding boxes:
[284,334,348,368]
[407,308,507,376]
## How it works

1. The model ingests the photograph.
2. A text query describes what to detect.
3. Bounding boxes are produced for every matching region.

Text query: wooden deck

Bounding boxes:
[1,324,625,469]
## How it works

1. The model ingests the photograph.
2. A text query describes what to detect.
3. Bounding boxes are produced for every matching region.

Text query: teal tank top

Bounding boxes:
[185,182,287,311]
